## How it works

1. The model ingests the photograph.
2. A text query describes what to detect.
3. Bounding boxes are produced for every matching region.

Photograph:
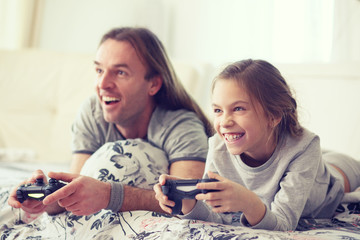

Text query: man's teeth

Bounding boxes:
[224,133,244,141]
[103,96,119,103]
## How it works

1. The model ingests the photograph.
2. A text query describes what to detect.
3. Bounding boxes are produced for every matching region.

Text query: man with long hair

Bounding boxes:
[9,27,212,215]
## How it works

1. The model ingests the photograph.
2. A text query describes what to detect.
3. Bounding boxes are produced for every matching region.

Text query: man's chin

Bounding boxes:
[103,114,118,124]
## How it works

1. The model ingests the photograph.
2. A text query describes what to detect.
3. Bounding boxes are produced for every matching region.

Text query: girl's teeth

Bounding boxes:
[225,133,244,141]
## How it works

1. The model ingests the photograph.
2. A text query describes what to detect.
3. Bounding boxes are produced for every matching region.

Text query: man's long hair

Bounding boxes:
[100,27,213,137]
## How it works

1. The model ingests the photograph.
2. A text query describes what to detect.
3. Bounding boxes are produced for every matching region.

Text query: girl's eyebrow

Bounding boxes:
[233,100,249,105]
[212,100,249,107]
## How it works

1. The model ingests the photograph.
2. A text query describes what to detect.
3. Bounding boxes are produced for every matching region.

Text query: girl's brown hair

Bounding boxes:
[101,27,214,137]
[213,59,303,141]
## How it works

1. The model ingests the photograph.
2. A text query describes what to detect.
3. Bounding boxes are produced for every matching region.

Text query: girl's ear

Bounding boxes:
[148,75,163,96]
[270,116,282,128]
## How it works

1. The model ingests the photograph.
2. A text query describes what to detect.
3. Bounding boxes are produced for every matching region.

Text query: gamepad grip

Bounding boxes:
[161,179,219,215]
[16,178,66,203]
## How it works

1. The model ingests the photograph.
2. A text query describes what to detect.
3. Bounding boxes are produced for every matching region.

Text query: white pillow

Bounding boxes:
[80,139,169,189]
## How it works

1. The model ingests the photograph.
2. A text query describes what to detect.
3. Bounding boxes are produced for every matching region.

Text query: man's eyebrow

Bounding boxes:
[93,61,129,68]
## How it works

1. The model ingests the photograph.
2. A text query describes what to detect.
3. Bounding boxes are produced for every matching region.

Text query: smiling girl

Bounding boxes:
[154,59,360,231]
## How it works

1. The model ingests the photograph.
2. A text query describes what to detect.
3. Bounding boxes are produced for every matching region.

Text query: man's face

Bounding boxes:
[94,39,155,127]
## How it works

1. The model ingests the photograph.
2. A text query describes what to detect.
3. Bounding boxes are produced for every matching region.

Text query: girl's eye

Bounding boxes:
[213,108,222,113]
[234,106,244,111]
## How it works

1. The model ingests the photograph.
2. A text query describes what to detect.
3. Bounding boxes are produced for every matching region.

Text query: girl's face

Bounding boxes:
[212,78,278,164]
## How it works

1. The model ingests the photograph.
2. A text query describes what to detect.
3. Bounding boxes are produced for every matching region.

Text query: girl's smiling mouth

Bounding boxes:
[223,133,245,142]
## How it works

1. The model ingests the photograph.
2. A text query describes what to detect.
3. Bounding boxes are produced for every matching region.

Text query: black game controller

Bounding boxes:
[16,178,66,203]
[161,179,219,215]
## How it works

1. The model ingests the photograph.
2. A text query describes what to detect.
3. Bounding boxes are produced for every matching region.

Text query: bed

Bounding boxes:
[1,140,360,240]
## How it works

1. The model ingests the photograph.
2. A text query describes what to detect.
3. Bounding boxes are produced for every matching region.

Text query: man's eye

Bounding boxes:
[95,68,103,74]
[117,70,126,76]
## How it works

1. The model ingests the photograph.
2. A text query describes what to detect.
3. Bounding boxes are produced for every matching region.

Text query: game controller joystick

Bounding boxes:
[16,178,66,203]
[161,179,219,215]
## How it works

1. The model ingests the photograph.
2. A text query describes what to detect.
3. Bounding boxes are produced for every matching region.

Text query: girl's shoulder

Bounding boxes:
[279,128,320,157]
[288,128,318,145]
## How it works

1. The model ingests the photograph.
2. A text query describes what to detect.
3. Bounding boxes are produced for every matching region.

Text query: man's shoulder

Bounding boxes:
[83,94,101,108]
[80,95,103,116]
[76,94,106,128]
[147,107,206,145]
[152,107,200,125]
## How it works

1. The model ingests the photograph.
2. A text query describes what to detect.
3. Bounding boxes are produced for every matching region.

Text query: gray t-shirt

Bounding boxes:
[71,95,208,164]
[182,128,344,231]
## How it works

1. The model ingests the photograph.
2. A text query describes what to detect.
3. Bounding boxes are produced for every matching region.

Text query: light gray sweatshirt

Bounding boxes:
[182,128,344,231]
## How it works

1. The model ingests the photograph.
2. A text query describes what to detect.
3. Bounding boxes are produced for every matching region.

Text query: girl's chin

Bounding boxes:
[225,145,243,155]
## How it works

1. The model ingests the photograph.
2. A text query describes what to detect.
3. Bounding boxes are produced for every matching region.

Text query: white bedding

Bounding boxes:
[1,139,360,239]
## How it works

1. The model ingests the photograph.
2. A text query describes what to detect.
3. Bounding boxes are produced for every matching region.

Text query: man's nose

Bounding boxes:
[97,71,114,89]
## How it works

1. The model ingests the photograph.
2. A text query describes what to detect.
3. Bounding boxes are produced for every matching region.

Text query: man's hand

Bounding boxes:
[7,170,48,214]
[43,172,111,216]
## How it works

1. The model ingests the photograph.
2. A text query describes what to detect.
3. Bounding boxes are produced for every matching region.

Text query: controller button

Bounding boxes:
[35,178,44,185]
[49,178,56,184]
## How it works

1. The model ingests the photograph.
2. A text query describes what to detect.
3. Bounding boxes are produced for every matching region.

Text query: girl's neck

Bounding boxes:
[240,153,266,167]
[241,138,278,167]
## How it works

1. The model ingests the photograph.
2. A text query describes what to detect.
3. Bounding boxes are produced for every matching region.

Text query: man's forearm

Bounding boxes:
[120,185,164,213]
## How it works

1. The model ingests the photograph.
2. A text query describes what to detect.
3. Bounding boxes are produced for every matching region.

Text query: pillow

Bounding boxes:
[80,139,169,190]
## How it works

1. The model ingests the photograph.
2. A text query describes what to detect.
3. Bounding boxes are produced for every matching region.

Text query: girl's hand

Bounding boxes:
[195,171,247,213]
[153,174,197,215]
[8,170,48,214]
[196,171,266,226]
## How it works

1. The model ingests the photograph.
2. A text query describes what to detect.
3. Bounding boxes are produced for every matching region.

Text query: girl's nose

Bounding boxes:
[220,114,234,128]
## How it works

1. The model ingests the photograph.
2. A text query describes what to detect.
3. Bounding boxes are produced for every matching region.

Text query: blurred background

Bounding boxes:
[0,0,359,65]
[1,0,360,161]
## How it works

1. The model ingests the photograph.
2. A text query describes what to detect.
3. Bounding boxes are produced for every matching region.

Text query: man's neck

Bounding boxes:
[115,106,156,139]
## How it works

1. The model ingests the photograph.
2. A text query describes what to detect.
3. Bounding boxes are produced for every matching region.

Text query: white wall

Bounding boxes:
[34,0,348,64]
[37,0,170,54]
[34,0,360,159]
[1,0,360,159]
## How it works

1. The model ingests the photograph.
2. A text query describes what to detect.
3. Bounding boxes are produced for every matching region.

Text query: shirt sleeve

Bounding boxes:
[148,109,209,164]
[183,134,324,231]
[71,95,106,155]
[256,136,322,230]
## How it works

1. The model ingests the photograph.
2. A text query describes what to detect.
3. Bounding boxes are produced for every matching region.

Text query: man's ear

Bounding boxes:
[148,75,163,96]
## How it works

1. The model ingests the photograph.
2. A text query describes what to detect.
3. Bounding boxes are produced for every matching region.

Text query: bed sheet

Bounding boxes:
[1,161,360,240]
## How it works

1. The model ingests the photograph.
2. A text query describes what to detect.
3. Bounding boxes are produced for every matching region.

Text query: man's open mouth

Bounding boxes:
[103,96,120,105]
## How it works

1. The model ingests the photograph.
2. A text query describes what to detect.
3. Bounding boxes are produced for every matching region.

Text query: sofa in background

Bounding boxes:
[0,49,359,166]
[0,49,207,164]
[1,49,360,239]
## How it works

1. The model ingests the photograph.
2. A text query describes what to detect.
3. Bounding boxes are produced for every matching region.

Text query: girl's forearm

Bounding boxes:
[242,191,266,226]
